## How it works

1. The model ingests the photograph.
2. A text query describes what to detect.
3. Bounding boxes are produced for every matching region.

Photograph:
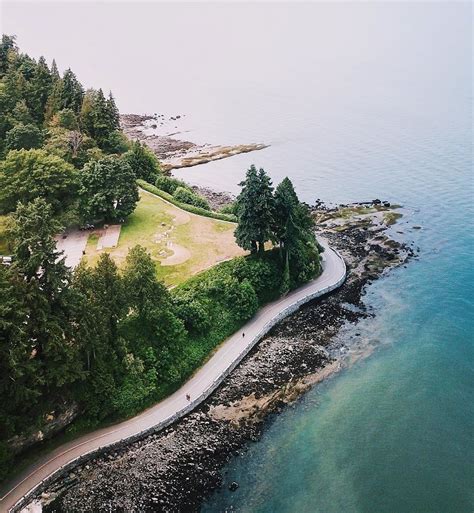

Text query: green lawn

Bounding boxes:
[83,190,245,286]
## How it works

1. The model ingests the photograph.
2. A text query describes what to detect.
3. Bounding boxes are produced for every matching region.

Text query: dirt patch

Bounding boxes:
[160,243,191,266]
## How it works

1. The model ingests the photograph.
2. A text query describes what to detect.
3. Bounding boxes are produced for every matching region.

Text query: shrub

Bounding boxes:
[173,186,210,210]
[112,352,158,417]
[137,180,237,222]
[219,201,237,215]
[155,175,190,195]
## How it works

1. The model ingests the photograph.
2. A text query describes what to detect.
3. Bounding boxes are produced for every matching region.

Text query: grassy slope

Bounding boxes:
[83,190,245,286]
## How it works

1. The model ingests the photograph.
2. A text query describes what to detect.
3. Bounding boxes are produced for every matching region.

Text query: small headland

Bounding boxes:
[120,113,269,174]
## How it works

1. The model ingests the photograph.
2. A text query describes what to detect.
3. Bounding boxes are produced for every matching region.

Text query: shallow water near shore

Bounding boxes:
[4,2,473,512]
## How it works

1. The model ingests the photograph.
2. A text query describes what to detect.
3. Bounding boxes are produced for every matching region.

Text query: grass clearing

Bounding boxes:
[82,190,245,286]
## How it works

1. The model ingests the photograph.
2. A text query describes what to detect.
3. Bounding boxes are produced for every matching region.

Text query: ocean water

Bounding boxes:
[3,2,473,512]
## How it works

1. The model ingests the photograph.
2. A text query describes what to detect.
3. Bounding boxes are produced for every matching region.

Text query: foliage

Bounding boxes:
[50,108,79,130]
[170,250,283,379]
[0,149,78,214]
[100,129,130,154]
[71,254,126,418]
[219,201,237,215]
[234,165,275,253]
[79,155,139,222]
[234,168,321,286]
[0,199,83,448]
[122,140,161,182]
[60,69,83,113]
[112,352,158,416]
[79,89,122,151]
[138,180,237,222]
[44,127,96,168]
[273,177,320,284]
[5,123,43,151]
[0,36,126,166]
[121,245,186,352]
[173,186,210,210]
[155,175,190,195]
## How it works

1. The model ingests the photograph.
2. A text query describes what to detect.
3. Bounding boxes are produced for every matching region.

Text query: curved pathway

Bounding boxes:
[0,240,345,513]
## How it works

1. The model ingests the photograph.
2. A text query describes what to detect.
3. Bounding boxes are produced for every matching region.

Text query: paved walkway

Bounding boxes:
[97,225,121,250]
[55,231,88,269]
[0,240,346,513]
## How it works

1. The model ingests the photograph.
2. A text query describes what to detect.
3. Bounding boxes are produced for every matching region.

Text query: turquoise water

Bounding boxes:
[4,2,472,512]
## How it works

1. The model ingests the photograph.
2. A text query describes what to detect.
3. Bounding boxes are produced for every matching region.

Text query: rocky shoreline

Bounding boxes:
[30,203,417,513]
[120,113,268,174]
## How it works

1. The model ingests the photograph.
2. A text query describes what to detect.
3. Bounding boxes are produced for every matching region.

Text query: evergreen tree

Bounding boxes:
[0,35,17,77]
[9,199,83,389]
[256,167,275,252]
[9,99,34,125]
[17,54,37,81]
[44,78,63,125]
[273,177,320,283]
[29,56,52,124]
[91,89,112,145]
[3,70,27,113]
[72,256,126,417]
[0,263,35,436]
[60,68,83,113]
[235,165,274,254]
[50,59,60,82]
[106,92,120,131]
[79,89,97,135]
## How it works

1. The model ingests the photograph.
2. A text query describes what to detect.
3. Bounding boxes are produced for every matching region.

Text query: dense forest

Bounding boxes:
[0,36,320,480]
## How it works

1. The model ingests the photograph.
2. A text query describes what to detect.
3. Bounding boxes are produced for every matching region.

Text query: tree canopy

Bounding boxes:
[235,167,320,286]
[122,140,161,182]
[234,165,275,253]
[0,149,78,214]
[78,155,139,222]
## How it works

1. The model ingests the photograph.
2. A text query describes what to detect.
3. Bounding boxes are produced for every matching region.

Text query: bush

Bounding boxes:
[219,201,237,215]
[172,251,283,335]
[112,352,158,417]
[155,175,190,195]
[138,180,237,222]
[173,186,210,210]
